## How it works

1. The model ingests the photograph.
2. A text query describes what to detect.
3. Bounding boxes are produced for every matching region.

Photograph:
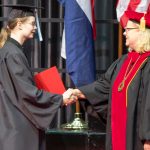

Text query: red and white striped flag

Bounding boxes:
[116,0,150,27]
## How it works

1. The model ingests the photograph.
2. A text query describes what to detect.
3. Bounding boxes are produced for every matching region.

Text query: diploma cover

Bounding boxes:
[34,66,66,94]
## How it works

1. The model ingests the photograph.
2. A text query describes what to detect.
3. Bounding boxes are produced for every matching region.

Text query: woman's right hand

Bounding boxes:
[72,89,86,99]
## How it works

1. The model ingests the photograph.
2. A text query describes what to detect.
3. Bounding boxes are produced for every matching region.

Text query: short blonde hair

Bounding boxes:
[136,26,150,53]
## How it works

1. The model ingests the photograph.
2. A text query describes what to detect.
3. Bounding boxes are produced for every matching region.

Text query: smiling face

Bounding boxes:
[20,16,37,39]
[123,20,140,51]
[8,16,37,45]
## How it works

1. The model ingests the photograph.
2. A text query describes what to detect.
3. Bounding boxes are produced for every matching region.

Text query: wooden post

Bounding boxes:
[118,23,123,58]
[75,100,80,113]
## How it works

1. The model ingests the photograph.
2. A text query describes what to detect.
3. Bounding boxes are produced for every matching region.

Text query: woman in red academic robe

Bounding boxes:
[72,11,150,150]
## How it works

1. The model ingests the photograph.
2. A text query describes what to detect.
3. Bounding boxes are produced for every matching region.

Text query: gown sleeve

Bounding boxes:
[4,53,63,129]
[78,58,121,120]
[139,66,150,141]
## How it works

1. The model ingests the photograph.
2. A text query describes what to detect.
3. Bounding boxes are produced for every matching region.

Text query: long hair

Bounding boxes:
[0,17,28,48]
[0,27,10,48]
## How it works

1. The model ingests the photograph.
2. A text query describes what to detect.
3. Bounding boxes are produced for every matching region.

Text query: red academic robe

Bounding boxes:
[79,52,150,150]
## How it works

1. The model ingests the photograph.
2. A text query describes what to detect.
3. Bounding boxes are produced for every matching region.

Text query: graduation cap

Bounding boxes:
[121,11,150,31]
[0,3,43,41]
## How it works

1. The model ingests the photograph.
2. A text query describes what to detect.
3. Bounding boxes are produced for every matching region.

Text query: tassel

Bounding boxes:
[140,13,146,31]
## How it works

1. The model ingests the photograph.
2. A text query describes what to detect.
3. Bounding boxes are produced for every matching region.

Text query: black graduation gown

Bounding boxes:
[79,54,150,150]
[0,38,63,150]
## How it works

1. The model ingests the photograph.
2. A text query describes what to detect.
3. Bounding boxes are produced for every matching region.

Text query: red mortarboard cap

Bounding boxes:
[122,11,150,29]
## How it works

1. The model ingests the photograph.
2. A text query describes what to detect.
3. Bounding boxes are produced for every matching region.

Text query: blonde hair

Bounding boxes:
[0,17,29,48]
[135,28,150,53]
[0,27,10,48]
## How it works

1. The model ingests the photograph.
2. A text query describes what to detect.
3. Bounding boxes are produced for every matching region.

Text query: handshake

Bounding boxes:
[62,88,86,106]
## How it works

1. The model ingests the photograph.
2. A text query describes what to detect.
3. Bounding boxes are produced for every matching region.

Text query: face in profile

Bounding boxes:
[20,16,37,40]
[123,20,140,50]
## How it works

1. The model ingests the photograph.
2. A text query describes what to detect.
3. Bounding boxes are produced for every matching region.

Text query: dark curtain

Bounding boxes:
[95,0,118,74]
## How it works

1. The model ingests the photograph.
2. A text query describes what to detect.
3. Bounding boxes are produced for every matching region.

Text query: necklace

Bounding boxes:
[118,55,141,92]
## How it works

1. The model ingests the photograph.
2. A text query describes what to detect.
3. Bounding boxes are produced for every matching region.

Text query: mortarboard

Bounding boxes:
[121,10,150,31]
[0,3,43,41]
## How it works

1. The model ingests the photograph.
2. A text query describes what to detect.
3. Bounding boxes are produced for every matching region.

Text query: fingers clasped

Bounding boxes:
[62,88,86,106]
[63,88,78,106]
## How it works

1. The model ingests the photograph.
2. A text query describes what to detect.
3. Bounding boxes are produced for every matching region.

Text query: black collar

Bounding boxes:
[7,37,23,50]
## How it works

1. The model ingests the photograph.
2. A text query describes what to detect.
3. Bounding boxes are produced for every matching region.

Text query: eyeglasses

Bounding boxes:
[25,22,36,27]
[124,27,139,32]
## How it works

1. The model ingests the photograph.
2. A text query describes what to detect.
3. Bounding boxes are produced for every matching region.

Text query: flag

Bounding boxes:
[116,0,150,27]
[58,0,96,87]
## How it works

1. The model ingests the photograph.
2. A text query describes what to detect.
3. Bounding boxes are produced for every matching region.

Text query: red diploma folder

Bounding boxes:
[34,66,66,94]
